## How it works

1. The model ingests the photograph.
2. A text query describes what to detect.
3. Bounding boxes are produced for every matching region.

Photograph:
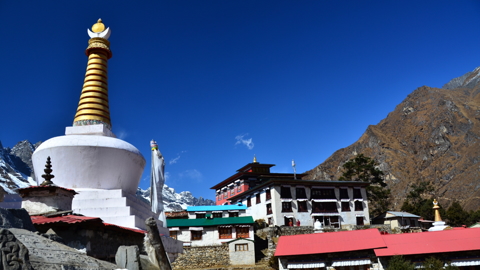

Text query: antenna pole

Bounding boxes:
[292,159,297,180]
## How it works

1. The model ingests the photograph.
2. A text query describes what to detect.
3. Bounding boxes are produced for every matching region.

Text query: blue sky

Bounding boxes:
[1,1,480,200]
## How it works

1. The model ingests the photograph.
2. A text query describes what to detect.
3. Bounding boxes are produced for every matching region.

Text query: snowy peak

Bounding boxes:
[136,186,215,211]
[443,67,480,89]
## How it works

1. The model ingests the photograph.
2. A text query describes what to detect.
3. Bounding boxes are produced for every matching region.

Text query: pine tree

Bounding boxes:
[386,256,415,270]
[339,154,390,217]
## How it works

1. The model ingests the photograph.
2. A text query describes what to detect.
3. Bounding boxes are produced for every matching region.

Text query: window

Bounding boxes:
[256,193,261,204]
[266,189,271,200]
[237,185,242,192]
[298,201,308,212]
[354,201,363,211]
[230,188,235,196]
[356,216,364,226]
[191,231,202,241]
[247,197,251,207]
[282,201,292,212]
[219,226,232,239]
[311,188,336,199]
[296,188,307,199]
[224,191,228,199]
[341,202,351,212]
[281,186,292,198]
[229,212,239,217]
[196,213,205,219]
[268,217,273,225]
[235,243,248,251]
[340,188,349,200]
[266,203,272,215]
[353,188,362,199]
[213,212,222,218]
[169,231,177,240]
[236,226,249,238]
[330,216,340,229]
[312,202,338,213]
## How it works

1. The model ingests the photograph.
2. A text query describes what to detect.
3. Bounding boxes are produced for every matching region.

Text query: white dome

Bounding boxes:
[32,135,145,194]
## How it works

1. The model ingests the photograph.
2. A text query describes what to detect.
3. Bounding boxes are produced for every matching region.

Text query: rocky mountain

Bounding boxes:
[136,187,215,211]
[0,140,214,210]
[305,67,480,211]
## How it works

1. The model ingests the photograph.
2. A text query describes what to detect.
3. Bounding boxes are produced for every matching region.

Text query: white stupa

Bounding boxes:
[32,19,163,231]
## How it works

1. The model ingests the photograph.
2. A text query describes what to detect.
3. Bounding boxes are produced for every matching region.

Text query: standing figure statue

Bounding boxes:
[150,140,166,224]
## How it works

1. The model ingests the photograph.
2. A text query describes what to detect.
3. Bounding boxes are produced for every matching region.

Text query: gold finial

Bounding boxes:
[92,18,106,33]
[253,155,258,163]
[433,199,442,222]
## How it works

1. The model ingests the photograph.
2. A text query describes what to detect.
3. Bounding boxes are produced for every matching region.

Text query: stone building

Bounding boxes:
[167,204,255,247]
[228,177,370,228]
[211,158,306,205]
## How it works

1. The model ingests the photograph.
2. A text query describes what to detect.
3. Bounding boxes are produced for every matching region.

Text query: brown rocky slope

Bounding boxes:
[304,67,480,211]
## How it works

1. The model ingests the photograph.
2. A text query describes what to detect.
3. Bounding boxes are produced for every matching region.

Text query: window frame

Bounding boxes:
[191,230,202,241]
[236,226,250,238]
[297,201,308,212]
[218,226,233,239]
[281,201,293,212]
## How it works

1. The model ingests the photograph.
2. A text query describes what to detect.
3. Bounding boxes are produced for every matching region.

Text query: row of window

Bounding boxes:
[195,212,239,219]
[281,187,363,200]
[244,187,363,206]
[170,226,250,241]
[216,185,243,201]
[272,201,364,213]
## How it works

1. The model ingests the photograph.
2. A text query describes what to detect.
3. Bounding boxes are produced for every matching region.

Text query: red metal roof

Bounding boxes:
[31,214,100,225]
[275,227,480,258]
[275,229,387,257]
[375,227,480,256]
[31,215,146,235]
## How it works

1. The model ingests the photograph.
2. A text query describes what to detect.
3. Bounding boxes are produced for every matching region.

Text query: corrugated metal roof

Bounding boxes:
[275,227,480,258]
[186,205,247,212]
[166,216,254,227]
[31,214,100,225]
[31,215,146,234]
[275,229,386,256]
[386,211,420,218]
[375,227,480,256]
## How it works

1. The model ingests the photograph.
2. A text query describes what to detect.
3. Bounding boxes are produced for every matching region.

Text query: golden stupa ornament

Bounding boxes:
[91,19,106,33]
[73,19,113,130]
[433,199,442,222]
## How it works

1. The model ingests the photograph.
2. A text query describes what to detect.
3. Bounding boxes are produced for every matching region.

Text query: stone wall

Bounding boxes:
[172,244,230,270]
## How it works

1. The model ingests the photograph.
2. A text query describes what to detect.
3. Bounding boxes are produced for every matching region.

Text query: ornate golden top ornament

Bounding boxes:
[73,19,113,130]
[433,199,442,222]
[92,19,106,33]
[253,155,258,163]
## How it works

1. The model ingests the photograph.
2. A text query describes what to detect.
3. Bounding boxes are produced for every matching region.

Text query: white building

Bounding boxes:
[167,205,255,247]
[228,179,371,229]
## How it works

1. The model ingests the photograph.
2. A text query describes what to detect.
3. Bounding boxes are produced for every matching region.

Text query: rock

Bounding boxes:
[0,208,36,231]
[0,228,34,270]
[115,245,141,270]
[8,228,119,270]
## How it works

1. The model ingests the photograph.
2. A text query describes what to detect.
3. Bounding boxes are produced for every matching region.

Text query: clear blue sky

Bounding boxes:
[1,1,479,200]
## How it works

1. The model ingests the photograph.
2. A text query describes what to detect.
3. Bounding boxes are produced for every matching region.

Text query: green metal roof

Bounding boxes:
[166,216,254,228]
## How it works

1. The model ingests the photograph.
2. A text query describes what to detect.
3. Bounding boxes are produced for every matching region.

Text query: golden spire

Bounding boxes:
[253,155,258,163]
[73,19,113,130]
[433,199,442,222]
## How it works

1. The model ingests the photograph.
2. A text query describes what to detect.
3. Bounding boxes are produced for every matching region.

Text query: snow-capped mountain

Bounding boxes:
[0,140,214,209]
[0,140,37,194]
[136,186,215,211]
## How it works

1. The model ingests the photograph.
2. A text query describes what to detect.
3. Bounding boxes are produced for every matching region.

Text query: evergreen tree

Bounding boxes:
[422,257,444,270]
[445,201,468,227]
[386,256,415,270]
[339,154,390,217]
[401,181,435,220]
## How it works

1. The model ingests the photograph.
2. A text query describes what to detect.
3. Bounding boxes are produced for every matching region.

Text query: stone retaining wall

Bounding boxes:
[172,245,230,270]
